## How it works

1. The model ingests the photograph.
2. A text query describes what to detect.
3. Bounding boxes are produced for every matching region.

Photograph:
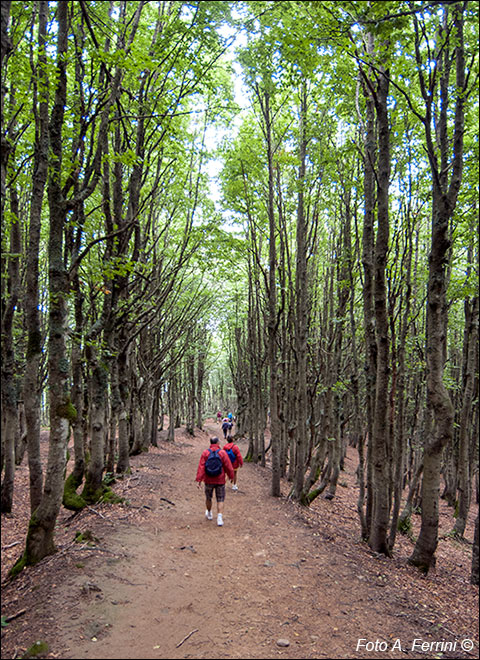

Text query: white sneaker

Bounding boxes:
[217,513,223,526]
[205,509,213,520]
[232,484,238,492]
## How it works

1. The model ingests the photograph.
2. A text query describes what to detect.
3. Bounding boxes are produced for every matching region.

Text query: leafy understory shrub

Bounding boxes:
[21,641,49,658]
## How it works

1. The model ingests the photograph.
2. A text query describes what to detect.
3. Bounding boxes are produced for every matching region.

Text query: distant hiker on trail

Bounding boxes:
[223,435,243,492]
[217,411,222,424]
[222,417,233,439]
[227,412,233,422]
[196,436,234,526]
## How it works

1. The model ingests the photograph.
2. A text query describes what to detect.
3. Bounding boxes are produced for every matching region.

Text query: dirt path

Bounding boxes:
[1,421,478,659]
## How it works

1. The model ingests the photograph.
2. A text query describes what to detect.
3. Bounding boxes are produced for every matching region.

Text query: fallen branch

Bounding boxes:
[4,609,26,623]
[160,497,175,506]
[2,541,21,550]
[123,477,140,490]
[87,505,106,519]
[176,628,198,648]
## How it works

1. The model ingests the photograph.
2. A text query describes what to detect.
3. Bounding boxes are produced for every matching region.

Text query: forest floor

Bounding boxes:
[1,420,478,660]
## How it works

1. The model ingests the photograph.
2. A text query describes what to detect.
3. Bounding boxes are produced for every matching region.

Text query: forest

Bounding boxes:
[1,0,479,604]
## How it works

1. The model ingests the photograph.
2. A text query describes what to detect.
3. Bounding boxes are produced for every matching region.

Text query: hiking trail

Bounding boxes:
[1,420,477,659]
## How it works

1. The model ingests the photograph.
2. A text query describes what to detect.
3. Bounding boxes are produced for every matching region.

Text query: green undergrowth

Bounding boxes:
[21,640,49,658]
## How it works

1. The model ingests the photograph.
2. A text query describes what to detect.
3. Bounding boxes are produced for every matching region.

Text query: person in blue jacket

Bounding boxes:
[222,417,233,439]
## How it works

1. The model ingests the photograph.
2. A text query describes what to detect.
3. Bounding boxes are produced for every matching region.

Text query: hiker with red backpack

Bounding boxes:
[223,435,243,491]
[196,436,234,526]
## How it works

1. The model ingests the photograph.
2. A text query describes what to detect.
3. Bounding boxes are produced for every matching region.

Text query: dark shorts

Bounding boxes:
[205,483,226,502]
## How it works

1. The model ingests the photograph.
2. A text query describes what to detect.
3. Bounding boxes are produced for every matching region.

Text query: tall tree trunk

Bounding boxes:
[0,2,13,495]
[293,84,309,504]
[116,372,131,469]
[369,60,391,555]
[1,162,21,513]
[410,5,465,572]
[346,175,367,537]
[82,346,108,502]
[453,296,478,536]
[186,345,195,436]
[24,0,49,513]
[167,368,176,442]
[326,188,352,500]
[256,88,281,496]
[22,1,72,567]
[196,344,206,430]
[245,249,260,463]
[150,388,159,447]
[471,509,479,586]
[388,238,413,549]
[62,276,86,511]
[359,44,377,532]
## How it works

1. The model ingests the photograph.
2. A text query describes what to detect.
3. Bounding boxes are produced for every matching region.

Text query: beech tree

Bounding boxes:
[408,1,472,573]
[25,0,72,565]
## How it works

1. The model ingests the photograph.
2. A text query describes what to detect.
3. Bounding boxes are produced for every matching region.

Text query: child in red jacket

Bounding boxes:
[223,435,243,491]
